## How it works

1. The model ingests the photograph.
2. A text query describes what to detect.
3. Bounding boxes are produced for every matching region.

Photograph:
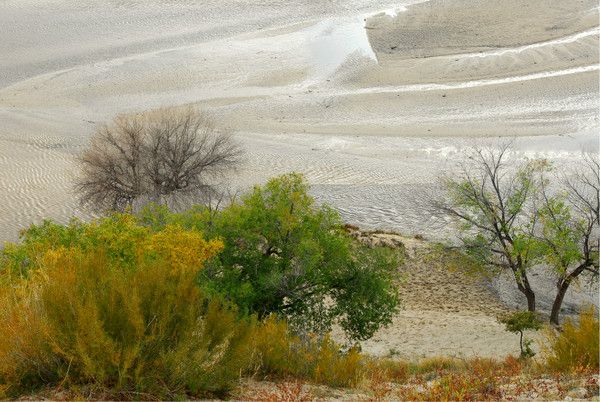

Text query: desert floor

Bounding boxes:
[1,0,598,358]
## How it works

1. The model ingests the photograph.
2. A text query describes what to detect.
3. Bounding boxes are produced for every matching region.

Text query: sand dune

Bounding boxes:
[368,0,598,58]
[333,233,537,359]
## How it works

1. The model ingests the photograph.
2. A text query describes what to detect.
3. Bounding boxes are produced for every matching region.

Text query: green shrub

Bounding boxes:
[545,305,599,373]
[139,173,401,341]
[0,219,255,399]
[2,215,149,279]
[0,174,402,397]
[499,311,543,358]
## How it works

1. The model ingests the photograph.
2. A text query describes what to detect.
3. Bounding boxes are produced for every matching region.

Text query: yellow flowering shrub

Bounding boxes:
[0,216,248,399]
[145,225,223,274]
[544,305,599,373]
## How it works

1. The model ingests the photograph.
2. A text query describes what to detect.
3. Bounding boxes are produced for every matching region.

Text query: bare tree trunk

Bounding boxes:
[550,281,569,325]
[550,263,588,325]
[524,287,536,312]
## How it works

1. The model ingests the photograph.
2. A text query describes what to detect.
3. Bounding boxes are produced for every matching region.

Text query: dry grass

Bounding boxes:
[544,305,599,374]
[244,380,315,402]
[363,354,598,401]
[253,316,364,388]
[236,353,598,401]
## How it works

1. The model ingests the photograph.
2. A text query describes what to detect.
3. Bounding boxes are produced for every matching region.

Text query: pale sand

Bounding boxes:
[0,0,597,240]
[0,0,598,358]
[333,233,545,359]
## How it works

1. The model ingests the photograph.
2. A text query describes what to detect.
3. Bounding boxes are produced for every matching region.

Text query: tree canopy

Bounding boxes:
[139,173,401,341]
[431,145,598,324]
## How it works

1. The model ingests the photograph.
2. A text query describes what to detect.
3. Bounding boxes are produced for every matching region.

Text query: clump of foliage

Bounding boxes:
[253,316,364,388]
[545,305,599,373]
[139,173,401,341]
[499,311,543,358]
[0,216,255,399]
[1,214,221,279]
[0,174,401,397]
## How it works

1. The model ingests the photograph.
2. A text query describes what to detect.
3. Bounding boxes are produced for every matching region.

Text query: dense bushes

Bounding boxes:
[0,201,597,399]
[254,316,364,387]
[0,219,255,399]
[2,170,597,399]
[0,174,401,397]
[1,215,222,279]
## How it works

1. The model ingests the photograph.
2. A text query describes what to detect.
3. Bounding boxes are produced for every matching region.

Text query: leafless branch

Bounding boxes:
[75,107,243,212]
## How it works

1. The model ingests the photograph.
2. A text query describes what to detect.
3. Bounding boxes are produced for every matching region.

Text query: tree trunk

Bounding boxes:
[519,330,524,356]
[550,280,569,325]
[516,273,536,312]
[550,263,589,325]
[524,287,536,312]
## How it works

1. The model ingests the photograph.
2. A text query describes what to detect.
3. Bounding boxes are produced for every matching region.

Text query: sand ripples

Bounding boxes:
[0,134,83,240]
[0,0,598,243]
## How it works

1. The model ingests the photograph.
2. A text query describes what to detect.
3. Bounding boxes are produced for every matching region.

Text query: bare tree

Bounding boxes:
[76,108,242,212]
[429,144,547,312]
[538,153,599,324]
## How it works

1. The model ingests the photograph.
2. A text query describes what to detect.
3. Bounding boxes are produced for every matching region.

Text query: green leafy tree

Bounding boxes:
[431,145,548,311]
[432,146,598,324]
[499,311,543,358]
[140,173,401,341]
[537,153,599,325]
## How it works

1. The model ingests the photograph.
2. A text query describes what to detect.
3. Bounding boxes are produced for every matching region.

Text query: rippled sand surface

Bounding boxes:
[0,0,598,242]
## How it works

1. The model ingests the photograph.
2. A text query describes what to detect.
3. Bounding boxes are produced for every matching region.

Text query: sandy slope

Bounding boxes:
[333,233,541,359]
